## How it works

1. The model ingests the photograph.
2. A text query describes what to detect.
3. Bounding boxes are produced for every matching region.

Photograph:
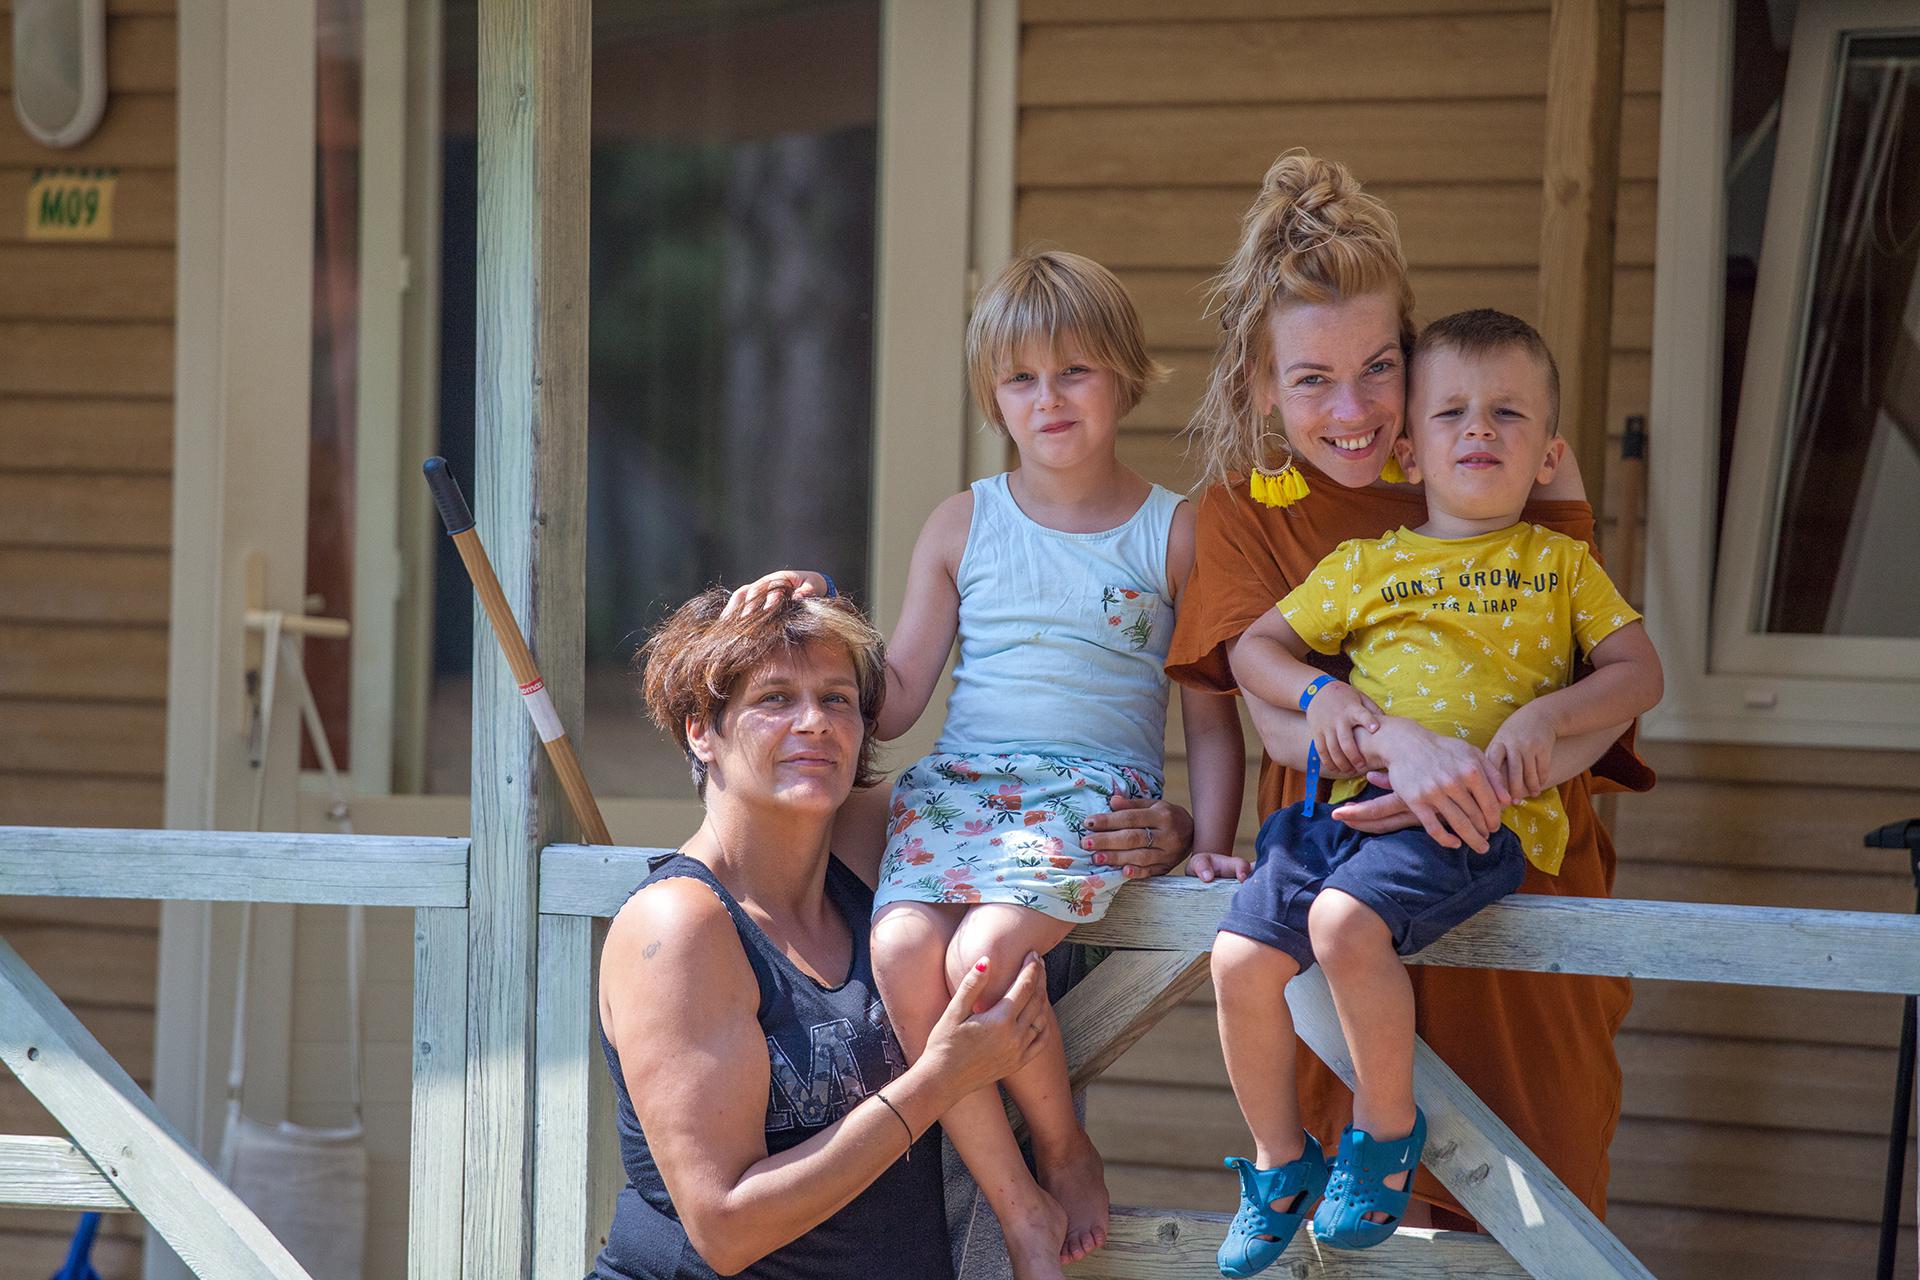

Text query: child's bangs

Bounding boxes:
[983,282,1122,377]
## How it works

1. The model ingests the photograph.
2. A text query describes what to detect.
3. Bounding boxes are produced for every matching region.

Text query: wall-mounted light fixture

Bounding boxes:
[12,0,107,149]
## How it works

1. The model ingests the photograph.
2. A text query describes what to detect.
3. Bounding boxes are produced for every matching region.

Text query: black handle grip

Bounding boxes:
[423,456,475,535]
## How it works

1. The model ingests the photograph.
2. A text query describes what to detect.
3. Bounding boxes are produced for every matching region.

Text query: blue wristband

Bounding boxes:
[1299,676,1335,814]
[819,572,838,599]
[1298,674,1335,711]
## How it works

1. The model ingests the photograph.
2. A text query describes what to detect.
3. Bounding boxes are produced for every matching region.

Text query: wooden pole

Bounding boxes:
[426,458,612,845]
[1536,0,1626,517]
[467,0,590,1275]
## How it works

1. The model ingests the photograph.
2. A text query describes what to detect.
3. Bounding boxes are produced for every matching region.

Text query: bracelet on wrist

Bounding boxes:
[1298,673,1336,711]
[1299,676,1336,815]
[874,1090,914,1159]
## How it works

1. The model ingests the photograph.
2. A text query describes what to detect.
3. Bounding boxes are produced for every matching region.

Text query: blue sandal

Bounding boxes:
[1217,1133,1327,1278]
[1312,1108,1427,1250]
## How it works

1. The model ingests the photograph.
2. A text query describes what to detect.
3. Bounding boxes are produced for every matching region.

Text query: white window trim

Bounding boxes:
[155,3,319,1276]
[1646,0,1920,749]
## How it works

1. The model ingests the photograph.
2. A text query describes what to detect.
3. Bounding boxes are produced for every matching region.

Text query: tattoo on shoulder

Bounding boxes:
[643,941,661,960]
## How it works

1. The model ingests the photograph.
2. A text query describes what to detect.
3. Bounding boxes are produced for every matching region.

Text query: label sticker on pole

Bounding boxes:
[519,678,566,743]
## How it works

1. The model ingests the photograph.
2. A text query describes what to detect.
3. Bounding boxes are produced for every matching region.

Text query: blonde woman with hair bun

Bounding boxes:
[1166,150,1653,1264]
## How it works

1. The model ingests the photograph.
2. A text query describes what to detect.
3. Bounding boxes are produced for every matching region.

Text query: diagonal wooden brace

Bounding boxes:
[0,937,314,1279]
[1057,950,1212,1091]
[1287,967,1653,1280]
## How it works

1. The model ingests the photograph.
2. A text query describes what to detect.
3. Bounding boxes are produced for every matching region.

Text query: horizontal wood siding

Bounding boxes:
[0,2,174,1273]
[1014,2,1920,1274]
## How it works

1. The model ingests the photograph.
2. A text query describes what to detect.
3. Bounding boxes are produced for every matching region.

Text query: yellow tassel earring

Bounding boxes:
[1380,452,1409,484]
[1250,422,1310,509]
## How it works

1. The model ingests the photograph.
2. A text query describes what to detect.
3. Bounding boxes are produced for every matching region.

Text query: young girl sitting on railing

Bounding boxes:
[723,250,1244,1280]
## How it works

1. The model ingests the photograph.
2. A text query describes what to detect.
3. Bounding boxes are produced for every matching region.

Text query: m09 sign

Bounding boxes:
[26,169,116,241]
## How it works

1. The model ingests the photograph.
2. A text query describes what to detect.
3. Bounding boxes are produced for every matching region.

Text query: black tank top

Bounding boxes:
[593,853,952,1280]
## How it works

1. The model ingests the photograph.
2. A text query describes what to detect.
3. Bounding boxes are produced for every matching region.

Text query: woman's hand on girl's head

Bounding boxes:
[1083,795,1191,879]
[920,952,1050,1097]
[1363,716,1512,853]
[722,570,829,619]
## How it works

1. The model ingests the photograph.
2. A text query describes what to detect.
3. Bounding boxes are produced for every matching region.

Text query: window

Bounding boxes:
[422,2,884,800]
[314,0,982,815]
[1648,0,1920,748]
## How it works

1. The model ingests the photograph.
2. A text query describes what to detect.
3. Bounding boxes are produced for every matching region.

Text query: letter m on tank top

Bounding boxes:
[765,1018,870,1132]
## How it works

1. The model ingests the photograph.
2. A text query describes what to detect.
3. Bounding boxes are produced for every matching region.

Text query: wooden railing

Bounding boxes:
[5,825,1920,1279]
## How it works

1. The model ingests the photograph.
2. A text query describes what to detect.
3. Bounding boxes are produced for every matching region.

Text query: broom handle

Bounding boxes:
[424,456,613,846]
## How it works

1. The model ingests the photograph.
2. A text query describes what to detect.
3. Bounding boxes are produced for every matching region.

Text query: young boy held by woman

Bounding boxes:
[1208,308,1662,1276]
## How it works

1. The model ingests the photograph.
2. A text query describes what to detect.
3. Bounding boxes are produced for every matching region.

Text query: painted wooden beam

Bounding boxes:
[542,848,1920,994]
[1536,0,1626,507]
[467,0,592,1274]
[409,907,467,1280]
[0,1135,131,1212]
[532,914,620,1278]
[1287,968,1652,1279]
[0,938,313,1278]
[1066,1207,1527,1279]
[538,843,673,916]
[0,826,467,907]
[1079,878,1920,994]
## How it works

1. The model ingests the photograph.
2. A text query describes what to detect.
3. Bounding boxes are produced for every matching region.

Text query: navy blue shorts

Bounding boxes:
[1216,787,1527,970]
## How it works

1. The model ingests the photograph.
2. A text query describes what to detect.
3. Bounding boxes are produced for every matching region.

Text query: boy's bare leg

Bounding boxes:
[876,902,1069,1280]
[1308,889,1417,1223]
[945,906,1096,1263]
[1211,932,1310,1232]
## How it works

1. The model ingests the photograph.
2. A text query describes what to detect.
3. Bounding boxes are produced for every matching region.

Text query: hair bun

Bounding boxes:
[1259,150,1368,250]
[1188,149,1415,489]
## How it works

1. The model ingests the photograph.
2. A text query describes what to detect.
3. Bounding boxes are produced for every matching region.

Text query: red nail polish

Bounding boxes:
[975,958,989,972]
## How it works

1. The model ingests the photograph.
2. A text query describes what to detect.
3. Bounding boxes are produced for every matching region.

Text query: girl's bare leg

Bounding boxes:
[873,902,1068,1280]
[945,906,1097,1262]
[1308,889,1417,1223]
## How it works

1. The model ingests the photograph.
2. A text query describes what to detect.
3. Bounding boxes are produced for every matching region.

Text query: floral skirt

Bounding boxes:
[872,751,1163,923]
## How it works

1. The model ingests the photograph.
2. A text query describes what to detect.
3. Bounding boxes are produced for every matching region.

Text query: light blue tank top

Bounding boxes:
[935,474,1184,776]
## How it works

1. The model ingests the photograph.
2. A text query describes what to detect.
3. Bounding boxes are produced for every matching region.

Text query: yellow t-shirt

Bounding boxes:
[1278,523,1640,874]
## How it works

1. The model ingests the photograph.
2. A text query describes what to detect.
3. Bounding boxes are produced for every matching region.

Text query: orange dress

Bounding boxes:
[1166,464,1653,1223]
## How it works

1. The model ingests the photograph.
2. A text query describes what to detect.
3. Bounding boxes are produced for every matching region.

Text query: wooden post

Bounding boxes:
[1536,0,1626,514]
[409,908,469,1280]
[531,915,623,1277]
[467,0,591,1275]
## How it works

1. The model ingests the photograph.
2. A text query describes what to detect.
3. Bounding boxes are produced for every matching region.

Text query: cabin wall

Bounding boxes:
[0,1,175,1276]
[1010,2,1920,1276]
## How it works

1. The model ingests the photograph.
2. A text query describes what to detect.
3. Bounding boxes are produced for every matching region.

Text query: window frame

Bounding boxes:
[1646,0,1920,749]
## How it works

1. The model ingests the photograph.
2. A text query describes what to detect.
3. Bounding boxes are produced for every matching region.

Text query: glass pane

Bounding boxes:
[1761,32,1920,637]
[307,0,363,771]
[425,2,881,796]
[1718,0,1796,547]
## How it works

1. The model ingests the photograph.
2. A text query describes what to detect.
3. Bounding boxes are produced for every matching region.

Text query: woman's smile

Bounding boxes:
[1323,426,1385,457]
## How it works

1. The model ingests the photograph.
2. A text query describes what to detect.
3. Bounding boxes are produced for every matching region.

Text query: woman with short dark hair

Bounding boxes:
[593,588,1050,1279]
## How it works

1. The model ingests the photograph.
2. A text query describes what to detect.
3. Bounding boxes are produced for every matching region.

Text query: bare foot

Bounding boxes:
[1037,1134,1110,1263]
[999,1190,1070,1280]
